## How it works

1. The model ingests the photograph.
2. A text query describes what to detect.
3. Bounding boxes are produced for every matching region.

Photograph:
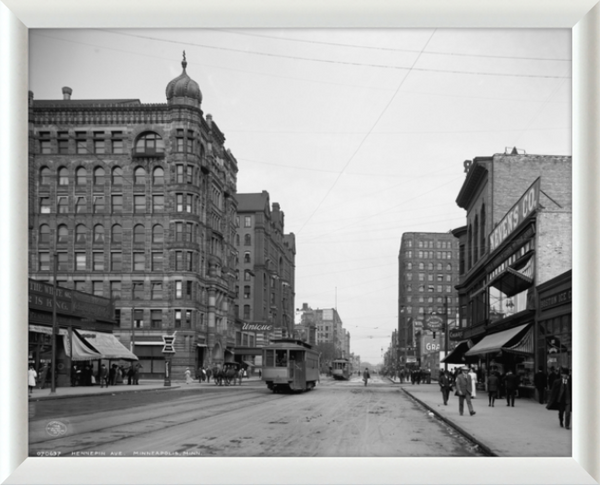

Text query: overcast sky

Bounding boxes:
[29,28,571,365]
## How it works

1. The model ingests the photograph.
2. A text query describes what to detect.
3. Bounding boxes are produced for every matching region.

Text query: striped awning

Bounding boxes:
[465,324,530,357]
[503,326,534,356]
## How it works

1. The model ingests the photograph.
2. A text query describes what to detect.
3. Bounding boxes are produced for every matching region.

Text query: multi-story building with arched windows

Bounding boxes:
[28,56,239,379]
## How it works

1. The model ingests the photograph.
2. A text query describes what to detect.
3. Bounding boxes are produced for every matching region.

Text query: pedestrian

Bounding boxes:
[127,364,134,385]
[546,367,572,429]
[206,367,212,383]
[503,369,519,407]
[133,363,141,385]
[363,367,371,387]
[258,369,262,379]
[108,364,116,387]
[547,366,559,393]
[468,367,478,398]
[185,367,192,384]
[534,367,547,404]
[39,362,49,389]
[28,365,37,395]
[438,369,452,405]
[99,364,109,388]
[487,370,499,407]
[455,366,476,416]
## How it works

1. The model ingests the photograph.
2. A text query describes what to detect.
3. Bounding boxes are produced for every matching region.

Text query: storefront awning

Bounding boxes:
[242,360,256,367]
[465,324,530,357]
[441,340,472,364]
[75,329,138,361]
[70,332,103,361]
[503,326,534,356]
[489,258,534,297]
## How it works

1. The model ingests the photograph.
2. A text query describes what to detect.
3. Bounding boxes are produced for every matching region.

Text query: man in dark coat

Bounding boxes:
[455,366,476,416]
[547,366,559,390]
[546,367,572,429]
[503,369,520,407]
[533,367,547,404]
[438,369,452,405]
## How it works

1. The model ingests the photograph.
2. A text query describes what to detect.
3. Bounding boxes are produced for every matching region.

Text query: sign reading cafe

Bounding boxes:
[489,178,540,252]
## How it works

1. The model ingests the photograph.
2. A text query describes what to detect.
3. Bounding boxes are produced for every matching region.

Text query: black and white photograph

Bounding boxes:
[22,27,577,461]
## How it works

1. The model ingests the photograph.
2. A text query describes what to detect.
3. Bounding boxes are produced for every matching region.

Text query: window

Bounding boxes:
[407,251,412,258]
[186,252,193,272]
[446,285,452,292]
[186,223,193,242]
[93,252,104,271]
[244,234,251,246]
[244,252,251,263]
[175,251,183,270]
[112,167,123,186]
[93,132,105,154]
[92,281,103,296]
[54,224,68,244]
[418,273,424,281]
[151,252,163,271]
[111,131,123,154]
[111,224,122,244]
[57,253,68,271]
[111,195,123,213]
[176,193,183,212]
[175,222,183,242]
[153,167,164,185]
[39,132,51,154]
[93,224,104,243]
[175,281,182,299]
[76,167,87,185]
[134,132,164,156]
[405,273,412,280]
[110,281,121,299]
[58,167,69,186]
[75,224,87,243]
[39,224,50,244]
[151,310,162,329]
[185,281,193,299]
[187,166,193,184]
[74,281,86,292]
[175,310,182,328]
[110,252,122,271]
[93,196,105,213]
[185,310,192,328]
[133,224,145,244]
[176,130,184,152]
[133,281,144,299]
[187,131,193,154]
[40,197,51,214]
[186,194,192,213]
[75,252,86,270]
[151,282,163,299]
[152,225,164,244]
[428,263,434,271]
[437,274,444,282]
[244,216,252,228]
[152,195,164,213]
[133,252,145,271]
[134,195,145,213]
[244,270,251,281]
[40,167,51,185]
[243,286,251,299]
[176,165,184,184]
[134,167,146,185]
[57,132,69,154]
[75,132,87,154]
[38,252,50,271]
[133,309,144,328]
[446,263,452,271]
[75,196,86,213]
[243,305,250,319]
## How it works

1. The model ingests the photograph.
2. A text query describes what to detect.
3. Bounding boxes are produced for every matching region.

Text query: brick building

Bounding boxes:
[446,150,572,397]
[397,232,460,373]
[235,191,296,349]
[28,56,239,378]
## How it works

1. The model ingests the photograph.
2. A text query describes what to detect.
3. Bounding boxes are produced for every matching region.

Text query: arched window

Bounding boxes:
[40,167,51,185]
[480,204,486,257]
[75,224,87,243]
[111,224,122,244]
[134,167,146,185]
[153,167,164,185]
[446,263,452,271]
[244,234,251,246]
[94,167,105,185]
[133,224,145,244]
[76,167,87,185]
[112,167,123,185]
[56,224,68,244]
[93,224,105,243]
[39,224,50,244]
[134,132,164,155]
[58,167,69,185]
[152,224,164,243]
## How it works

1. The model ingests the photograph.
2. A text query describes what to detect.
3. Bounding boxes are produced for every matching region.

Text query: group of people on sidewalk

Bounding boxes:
[436,365,572,429]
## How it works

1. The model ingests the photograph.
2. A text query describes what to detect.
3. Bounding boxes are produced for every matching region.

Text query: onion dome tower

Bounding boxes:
[166,51,202,108]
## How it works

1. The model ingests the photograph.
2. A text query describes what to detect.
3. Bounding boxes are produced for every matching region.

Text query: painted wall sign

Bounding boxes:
[489,178,540,252]
[242,323,273,332]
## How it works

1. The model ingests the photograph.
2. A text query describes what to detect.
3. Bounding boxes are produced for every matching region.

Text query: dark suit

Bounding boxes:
[503,373,519,407]
[546,377,572,428]
[455,372,474,415]
[439,372,452,405]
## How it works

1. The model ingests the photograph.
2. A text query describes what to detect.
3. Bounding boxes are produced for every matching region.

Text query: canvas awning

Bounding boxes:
[489,257,534,297]
[75,329,138,361]
[242,360,256,367]
[70,332,103,361]
[503,326,534,356]
[441,340,472,364]
[465,324,530,357]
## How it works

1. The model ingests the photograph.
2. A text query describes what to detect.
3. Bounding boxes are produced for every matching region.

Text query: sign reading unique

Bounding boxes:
[242,323,273,332]
[489,178,540,252]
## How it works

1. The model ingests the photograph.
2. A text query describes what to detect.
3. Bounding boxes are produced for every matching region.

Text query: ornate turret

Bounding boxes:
[166,51,202,107]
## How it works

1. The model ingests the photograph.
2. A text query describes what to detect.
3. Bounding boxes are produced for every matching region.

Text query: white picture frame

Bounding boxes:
[1,1,599,483]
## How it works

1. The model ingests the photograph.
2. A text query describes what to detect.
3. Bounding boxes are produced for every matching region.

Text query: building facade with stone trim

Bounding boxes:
[28,57,239,378]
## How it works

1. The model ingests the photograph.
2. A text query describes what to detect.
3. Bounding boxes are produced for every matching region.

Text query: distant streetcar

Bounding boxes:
[261,339,320,393]
[331,358,353,380]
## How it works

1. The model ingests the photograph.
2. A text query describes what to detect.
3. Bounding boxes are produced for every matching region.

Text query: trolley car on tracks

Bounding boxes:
[331,358,353,380]
[261,338,320,393]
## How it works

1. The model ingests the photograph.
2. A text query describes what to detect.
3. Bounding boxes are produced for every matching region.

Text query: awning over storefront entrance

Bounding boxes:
[75,329,138,361]
[242,360,256,367]
[465,324,530,357]
[489,258,534,297]
[71,332,103,361]
[441,340,472,364]
[503,326,534,356]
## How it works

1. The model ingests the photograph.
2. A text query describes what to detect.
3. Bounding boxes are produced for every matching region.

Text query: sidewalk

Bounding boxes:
[392,378,571,457]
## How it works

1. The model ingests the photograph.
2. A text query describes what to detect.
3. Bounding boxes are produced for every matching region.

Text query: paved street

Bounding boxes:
[29,375,485,458]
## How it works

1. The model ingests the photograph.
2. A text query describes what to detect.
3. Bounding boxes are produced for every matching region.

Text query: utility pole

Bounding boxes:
[50,253,58,394]
[444,296,449,372]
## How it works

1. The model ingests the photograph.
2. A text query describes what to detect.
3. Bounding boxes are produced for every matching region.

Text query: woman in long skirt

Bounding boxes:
[28,365,37,394]
[185,367,193,384]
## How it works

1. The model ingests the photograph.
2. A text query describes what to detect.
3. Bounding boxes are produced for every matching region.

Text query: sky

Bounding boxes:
[29,28,572,365]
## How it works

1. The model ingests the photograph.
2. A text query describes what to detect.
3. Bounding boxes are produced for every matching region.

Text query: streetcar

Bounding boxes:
[331,358,353,380]
[261,338,320,393]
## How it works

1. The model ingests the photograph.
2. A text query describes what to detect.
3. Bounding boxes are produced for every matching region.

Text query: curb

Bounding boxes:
[399,386,497,457]
[29,385,182,402]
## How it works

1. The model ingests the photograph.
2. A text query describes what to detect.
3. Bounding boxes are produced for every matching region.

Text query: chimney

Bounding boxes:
[62,87,72,100]
[206,114,212,128]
